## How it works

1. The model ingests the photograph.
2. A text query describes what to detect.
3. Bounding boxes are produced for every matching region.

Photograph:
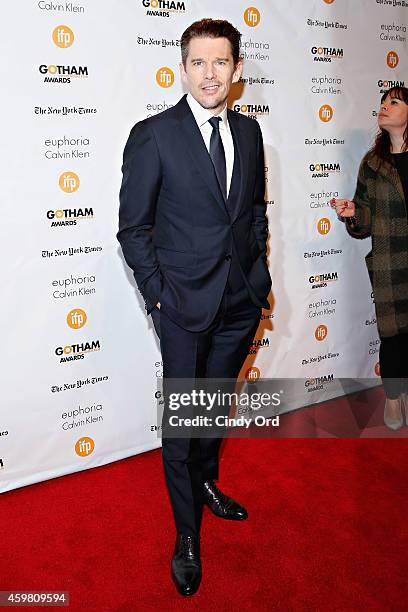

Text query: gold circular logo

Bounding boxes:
[59,171,80,193]
[75,437,95,457]
[244,7,261,27]
[156,67,174,88]
[315,325,328,341]
[317,217,331,235]
[319,104,333,122]
[245,366,260,383]
[52,25,74,48]
[387,51,399,69]
[67,308,87,329]
[323,0,335,4]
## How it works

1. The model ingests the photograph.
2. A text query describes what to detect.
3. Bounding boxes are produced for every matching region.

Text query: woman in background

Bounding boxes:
[332,86,408,430]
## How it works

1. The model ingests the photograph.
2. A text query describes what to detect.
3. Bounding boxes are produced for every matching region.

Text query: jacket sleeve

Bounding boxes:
[347,159,372,239]
[117,121,162,313]
[252,122,268,257]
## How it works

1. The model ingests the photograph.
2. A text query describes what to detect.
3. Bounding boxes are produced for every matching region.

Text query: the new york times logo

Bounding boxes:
[376,0,408,7]
[52,375,108,393]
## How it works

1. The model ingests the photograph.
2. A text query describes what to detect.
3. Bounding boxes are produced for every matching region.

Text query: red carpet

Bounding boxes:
[3,390,408,611]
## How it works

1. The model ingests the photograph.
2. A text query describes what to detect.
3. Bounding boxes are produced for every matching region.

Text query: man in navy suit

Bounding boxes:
[118,18,271,596]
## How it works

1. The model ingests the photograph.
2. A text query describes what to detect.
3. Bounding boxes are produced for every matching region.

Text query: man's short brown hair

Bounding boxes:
[180,18,242,66]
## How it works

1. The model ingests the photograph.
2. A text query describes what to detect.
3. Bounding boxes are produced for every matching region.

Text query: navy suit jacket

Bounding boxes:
[117,95,271,332]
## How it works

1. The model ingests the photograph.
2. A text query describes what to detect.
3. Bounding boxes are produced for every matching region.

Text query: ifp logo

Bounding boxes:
[67,308,87,330]
[319,104,333,122]
[317,217,331,235]
[156,67,174,88]
[52,25,74,48]
[59,171,80,193]
[244,7,260,27]
[323,0,335,4]
[374,362,381,377]
[245,366,260,383]
[315,324,328,341]
[75,437,94,457]
[387,51,399,69]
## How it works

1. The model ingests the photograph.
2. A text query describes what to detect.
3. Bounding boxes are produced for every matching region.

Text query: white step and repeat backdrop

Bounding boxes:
[1,0,406,492]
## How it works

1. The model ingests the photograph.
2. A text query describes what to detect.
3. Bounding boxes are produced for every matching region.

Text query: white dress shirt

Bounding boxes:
[186,93,234,197]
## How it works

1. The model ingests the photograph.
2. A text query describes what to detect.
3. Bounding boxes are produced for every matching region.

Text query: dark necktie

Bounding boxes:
[209,116,227,200]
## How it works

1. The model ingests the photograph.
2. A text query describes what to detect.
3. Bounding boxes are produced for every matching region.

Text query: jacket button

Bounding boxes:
[225,254,232,261]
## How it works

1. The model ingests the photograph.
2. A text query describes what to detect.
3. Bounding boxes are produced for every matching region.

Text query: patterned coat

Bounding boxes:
[348,151,408,338]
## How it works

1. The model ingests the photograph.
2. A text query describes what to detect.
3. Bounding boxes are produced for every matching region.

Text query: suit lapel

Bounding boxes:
[227,110,248,222]
[176,96,229,218]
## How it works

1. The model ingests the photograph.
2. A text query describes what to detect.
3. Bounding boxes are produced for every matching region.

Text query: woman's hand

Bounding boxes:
[331,198,355,217]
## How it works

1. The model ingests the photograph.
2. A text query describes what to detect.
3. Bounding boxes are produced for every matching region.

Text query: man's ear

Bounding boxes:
[179,61,187,84]
[232,59,243,84]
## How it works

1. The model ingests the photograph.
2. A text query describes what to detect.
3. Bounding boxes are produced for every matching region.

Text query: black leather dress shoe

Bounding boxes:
[203,480,248,520]
[171,534,201,596]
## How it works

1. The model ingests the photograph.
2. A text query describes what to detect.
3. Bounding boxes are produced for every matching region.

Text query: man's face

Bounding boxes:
[180,36,242,115]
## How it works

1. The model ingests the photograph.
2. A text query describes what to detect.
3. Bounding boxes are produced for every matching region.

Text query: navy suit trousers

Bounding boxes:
[151,283,261,536]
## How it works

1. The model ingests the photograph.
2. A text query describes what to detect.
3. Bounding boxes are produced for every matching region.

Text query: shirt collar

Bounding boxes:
[186,93,229,131]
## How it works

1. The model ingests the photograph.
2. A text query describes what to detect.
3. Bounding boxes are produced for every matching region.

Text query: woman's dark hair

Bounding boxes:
[370,86,408,162]
[180,19,241,67]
